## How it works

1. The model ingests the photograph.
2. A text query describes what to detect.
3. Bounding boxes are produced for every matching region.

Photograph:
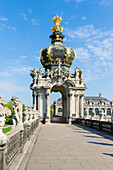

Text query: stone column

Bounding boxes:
[45,89,50,123]
[62,96,64,117]
[68,90,73,124]
[79,94,84,118]
[54,101,57,116]
[64,97,67,118]
[33,90,37,110]
[37,92,42,117]
[75,94,79,118]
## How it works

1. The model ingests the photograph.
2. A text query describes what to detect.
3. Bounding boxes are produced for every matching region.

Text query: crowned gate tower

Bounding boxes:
[30,15,86,124]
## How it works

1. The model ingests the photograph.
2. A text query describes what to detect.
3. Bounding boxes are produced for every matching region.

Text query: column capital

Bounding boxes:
[45,93,49,97]
[68,93,73,97]
[74,94,78,97]
[37,93,42,97]
[80,94,84,98]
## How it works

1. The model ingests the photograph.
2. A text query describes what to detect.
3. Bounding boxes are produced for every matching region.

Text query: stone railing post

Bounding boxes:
[0,144,7,170]
[19,130,23,153]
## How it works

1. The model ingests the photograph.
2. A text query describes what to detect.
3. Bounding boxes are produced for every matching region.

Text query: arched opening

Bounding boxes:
[89,108,92,115]
[95,108,99,115]
[107,108,111,115]
[50,85,67,123]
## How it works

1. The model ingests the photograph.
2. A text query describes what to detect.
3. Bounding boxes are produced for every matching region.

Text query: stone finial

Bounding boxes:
[99,92,102,98]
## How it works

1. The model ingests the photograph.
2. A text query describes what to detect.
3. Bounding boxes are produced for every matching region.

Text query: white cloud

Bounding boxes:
[82,16,86,20]
[64,21,69,25]
[20,56,27,59]
[65,25,113,81]
[20,13,28,20]
[11,66,32,74]
[0,81,29,102]
[29,8,32,14]
[76,48,91,61]
[0,71,11,76]
[0,17,8,21]
[64,0,83,2]
[100,0,113,6]
[31,19,39,26]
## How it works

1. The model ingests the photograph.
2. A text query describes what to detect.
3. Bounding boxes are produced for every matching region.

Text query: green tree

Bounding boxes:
[50,104,54,116]
[4,104,14,125]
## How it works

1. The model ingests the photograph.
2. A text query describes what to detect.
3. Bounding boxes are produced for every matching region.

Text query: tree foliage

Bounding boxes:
[4,104,14,125]
[50,104,54,116]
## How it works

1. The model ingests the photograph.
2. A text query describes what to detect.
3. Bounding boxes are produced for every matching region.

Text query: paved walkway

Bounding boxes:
[19,124,113,170]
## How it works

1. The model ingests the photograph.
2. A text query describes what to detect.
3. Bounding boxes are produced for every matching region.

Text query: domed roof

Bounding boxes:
[40,15,76,72]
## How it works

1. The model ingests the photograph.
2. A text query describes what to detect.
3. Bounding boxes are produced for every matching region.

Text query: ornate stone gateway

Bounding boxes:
[30,15,86,124]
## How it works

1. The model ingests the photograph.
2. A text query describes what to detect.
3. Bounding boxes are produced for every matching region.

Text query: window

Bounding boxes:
[107,108,111,115]
[89,108,92,115]
[58,108,62,112]
[95,108,99,115]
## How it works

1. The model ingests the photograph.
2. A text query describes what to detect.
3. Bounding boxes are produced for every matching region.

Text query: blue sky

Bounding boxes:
[0,0,113,106]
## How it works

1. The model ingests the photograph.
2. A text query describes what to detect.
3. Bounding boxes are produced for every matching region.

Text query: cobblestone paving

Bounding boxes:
[19,124,113,170]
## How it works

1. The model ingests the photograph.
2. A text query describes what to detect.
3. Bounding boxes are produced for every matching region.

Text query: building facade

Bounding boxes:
[54,93,113,122]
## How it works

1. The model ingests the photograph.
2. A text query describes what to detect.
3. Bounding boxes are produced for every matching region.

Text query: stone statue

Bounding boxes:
[84,108,88,119]
[75,67,79,79]
[39,67,42,78]
[0,97,11,144]
[99,109,105,121]
[91,108,95,120]
[11,96,23,129]
[23,107,29,123]
[28,108,33,122]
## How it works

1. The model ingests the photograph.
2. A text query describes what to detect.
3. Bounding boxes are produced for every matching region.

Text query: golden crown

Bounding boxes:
[53,15,62,25]
[51,15,63,33]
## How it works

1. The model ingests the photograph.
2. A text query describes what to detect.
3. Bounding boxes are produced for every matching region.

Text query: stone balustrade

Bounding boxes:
[0,118,40,170]
[73,118,113,134]
[0,97,40,170]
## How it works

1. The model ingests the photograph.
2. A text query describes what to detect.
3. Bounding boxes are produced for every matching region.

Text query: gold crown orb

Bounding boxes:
[51,15,63,33]
[53,15,62,25]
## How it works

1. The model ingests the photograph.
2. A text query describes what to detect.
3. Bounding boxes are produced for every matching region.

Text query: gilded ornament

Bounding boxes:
[51,15,63,33]
[52,15,62,25]
[56,58,61,60]
[40,49,44,63]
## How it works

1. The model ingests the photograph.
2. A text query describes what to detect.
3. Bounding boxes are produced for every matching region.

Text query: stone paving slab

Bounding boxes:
[18,123,113,170]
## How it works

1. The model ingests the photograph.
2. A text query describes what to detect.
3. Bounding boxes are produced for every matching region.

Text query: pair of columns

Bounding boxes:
[33,89,84,123]
[67,91,84,123]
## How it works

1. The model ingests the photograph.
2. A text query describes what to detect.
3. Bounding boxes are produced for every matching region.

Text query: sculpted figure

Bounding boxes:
[75,67,79,79]
[12,96,23,128]
[99,109,105,121]
[38,67,42,78]
[84,108,88,118]
[23,107,29,123]
[0,97,11,144]
[91,108,95,120]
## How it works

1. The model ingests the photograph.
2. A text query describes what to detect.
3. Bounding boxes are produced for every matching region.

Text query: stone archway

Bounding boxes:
[30,15,87,124]
[51,85,67,123]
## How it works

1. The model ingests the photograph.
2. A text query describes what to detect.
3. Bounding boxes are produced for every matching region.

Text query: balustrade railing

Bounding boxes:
[73,118,113,134]
[0,118,40,170]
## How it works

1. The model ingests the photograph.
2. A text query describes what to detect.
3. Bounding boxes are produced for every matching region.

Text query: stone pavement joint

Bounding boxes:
[18,124,113,170]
